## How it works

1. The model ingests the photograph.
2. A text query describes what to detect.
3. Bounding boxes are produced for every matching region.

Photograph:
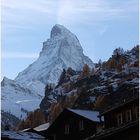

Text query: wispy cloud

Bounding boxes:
[2,0,138,27]
[1,52,39,59]
[1,0,56,14]
[57,0,138,24]
[1,0,57,29]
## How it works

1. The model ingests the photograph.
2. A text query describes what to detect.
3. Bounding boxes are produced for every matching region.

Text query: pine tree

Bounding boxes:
[81,64,91,78]
[45,84,52,96]
[113,47,124,57]
[16,120,25,130]
[16,109,47,130]
[4,124,10,130]
[66,67,73,76]
[98,59,102,68]
[117,56,126,71]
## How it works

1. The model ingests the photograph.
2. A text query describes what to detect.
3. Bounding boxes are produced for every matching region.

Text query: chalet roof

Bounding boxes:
[21,128,33,132]
[68,108,100,122]
[1,131,45,140]
[34,123,50,131]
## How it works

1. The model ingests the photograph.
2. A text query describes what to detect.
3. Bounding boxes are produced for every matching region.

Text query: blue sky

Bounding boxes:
[1,0,139,79]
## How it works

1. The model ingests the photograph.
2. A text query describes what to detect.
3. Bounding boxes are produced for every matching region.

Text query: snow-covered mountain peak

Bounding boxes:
[50,24,77,40]
[15,24,94,85]
[50,24,66,38]
[40,24,83,57]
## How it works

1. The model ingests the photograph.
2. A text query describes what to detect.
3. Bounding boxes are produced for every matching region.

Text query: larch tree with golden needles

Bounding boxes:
[81,64,91,78]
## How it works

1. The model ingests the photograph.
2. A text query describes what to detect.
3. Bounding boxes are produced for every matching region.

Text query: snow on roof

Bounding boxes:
[1,131,45,140]
[34,123,50,131]
[20,128,33,132]
[68,108,100,122]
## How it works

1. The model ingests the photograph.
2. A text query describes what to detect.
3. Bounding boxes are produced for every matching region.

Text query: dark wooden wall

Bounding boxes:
[42,109,99,140]
[104,99,138,129]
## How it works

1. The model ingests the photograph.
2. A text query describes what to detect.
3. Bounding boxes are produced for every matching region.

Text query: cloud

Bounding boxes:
[1,0,56,14]
[1,0,57,29]
[2,0,138,27]
[1,52,39,59]
[57,0,138,24]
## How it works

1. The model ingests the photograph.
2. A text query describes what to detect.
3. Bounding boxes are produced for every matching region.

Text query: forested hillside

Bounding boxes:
[16,45,139,130]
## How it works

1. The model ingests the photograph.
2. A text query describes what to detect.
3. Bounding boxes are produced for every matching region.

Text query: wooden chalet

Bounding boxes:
[85,93,139,140]
[39,108,100,140]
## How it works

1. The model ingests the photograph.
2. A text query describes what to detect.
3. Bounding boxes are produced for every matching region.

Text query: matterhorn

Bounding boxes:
[1,24,94,127]
[15,24,94,85]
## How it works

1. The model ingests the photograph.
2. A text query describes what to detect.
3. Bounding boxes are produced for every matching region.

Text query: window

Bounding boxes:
[117,113,123,126]
[79,120,84,130]
[65,124,70,135]
[126,110,132,122]
[135,106,139,119]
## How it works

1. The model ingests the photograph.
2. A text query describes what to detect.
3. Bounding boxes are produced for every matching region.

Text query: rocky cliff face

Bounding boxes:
[39,46,139,122]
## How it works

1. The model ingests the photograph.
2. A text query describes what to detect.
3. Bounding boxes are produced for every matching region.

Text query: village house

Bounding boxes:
[39,108,100,140]
[85,92,139,140]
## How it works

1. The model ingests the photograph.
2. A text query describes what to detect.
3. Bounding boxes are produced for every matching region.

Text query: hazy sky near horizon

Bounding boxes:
[1,0,139,80]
